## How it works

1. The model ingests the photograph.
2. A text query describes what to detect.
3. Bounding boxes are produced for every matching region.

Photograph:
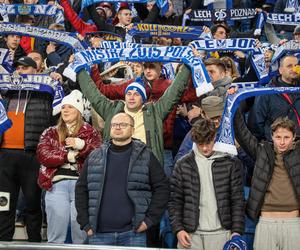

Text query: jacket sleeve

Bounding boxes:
[180,78,198,103]
[168,161,185,234]
[230,158,245,235]
[59,0,97,35]
[144,152,170,229]
[36,128,68,168]
[233,108,258,161]
[77,126,102,160]
[252,95,269,140]
[174,131,193,163]
[75,159,91,231]
[86,4,125,36]
[91,66,129,100]
[77,70,117,119]
[154,65,191,120]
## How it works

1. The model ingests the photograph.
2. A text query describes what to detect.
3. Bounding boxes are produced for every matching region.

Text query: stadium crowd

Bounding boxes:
[0,0,300,250]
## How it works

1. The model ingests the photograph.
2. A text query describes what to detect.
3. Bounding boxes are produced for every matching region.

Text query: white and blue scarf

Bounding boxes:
[271,40,300,64]
[100,40,142,49]
[255,11,300,35]
[0,48,13,73]
[0,98,12,135]
[186,8,256,23]
[285,0,300,13]
[0,23,87,51]
[0,4,64,26]
[190,38,268,81]
[0,73,64,115]
[63,46,213,96]
[128,23,211,40]
[214,85,300,155]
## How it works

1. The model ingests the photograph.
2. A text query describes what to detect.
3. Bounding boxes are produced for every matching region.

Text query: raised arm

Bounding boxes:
[77,70,117,119]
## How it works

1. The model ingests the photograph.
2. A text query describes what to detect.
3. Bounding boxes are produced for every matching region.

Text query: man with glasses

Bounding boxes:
[78,64,191,167]
[75,112,169,247]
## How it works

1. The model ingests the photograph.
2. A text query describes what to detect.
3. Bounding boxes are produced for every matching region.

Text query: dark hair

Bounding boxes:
[28,49,45,60]
[191,119,216,144]
[271,117,296,136]
[204,58,226,73]
[211,24,230,36]
[279,55,298,67]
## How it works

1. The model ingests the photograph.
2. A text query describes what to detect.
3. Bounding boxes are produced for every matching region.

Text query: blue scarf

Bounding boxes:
[128,23,208,40]
[156,0,169,16]
[186,8,256,22]
[190,39,268,81]
[0,98,12,135]
[0,23,87,50]
[1,4,64,26]
[63,46,213,96]
[0,73,64,115]
[0,48,13,73]
[214,85,300,155]
[100,40,142,49]
[255,12,300,35]
[285,0,300,12]
[271,40,300,64]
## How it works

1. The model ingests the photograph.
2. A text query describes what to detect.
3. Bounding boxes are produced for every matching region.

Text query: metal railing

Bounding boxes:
[0,242,175,250]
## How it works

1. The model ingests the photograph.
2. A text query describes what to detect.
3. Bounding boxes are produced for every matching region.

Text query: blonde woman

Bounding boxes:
[37,90,101,243]
[220,56,240,80]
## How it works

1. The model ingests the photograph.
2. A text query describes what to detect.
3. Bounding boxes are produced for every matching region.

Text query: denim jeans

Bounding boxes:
[45,180,86,244]
[87,230,146,247]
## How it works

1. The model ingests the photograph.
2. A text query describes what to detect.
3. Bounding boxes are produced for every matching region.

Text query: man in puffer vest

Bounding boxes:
[169,119,245,250]
[75,112,169,247]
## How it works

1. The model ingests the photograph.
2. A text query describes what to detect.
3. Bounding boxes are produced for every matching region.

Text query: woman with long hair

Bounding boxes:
[220,56,240,80]
[37,90,101,244]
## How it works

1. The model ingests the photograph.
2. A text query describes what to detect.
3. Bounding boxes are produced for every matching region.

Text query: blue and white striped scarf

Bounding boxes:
[0,73,64,115]
[0,4,64,26]
[190,38,268,81]
[255,11,300,35]
[214,85,300,155]
[0,98,12,135]
[63,46,213,96]
[0,23,87,51]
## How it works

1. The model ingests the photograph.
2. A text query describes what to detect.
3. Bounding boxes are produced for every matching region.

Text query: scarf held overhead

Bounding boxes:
[0,73,64,115]
[188,8,256,22]
[128,23,210,40]
[0,99,12,135]
[214,85,300,155]
[0,4,64,25]
[0,23,87,50]
[63,46,213,96]
[190,38,268,81]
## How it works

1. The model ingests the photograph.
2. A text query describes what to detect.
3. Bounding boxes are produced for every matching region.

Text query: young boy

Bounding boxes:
[169,118,244,250]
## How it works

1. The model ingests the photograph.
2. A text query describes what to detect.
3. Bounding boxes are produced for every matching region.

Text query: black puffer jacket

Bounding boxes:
[1,91,54,151]
[234,109,300,220]
[169,150,244,235]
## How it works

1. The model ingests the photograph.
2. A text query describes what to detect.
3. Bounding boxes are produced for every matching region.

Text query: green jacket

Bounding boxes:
[77,65,191,164]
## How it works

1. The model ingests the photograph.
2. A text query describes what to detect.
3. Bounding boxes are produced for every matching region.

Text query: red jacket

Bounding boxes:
[36,122,101,190]
[60,0,97,36]
[91,66,198,149]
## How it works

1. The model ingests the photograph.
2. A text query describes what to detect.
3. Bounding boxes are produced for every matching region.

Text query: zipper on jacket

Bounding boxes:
[127,142,145,230]
[93,145,109,232]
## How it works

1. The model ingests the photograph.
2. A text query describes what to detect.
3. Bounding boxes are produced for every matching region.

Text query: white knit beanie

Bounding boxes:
[61,90,84,115]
